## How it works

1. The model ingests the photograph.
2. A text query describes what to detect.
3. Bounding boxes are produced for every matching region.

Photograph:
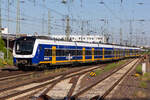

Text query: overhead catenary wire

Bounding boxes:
[1,2,106,36]
[1,7,66,33]
[27,0,65,16]
[102,2,123,22]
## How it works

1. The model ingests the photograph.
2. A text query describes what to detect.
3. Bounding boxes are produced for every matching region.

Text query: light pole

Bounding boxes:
[129,19,132,46]
[16,0,20,36]
[48,10,51,36]
[66,16,70,41]
[142,32,145,46]
[7,0,10,59]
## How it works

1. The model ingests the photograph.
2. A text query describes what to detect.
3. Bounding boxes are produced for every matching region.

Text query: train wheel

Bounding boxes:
[37,64,47,70]
[17,64,28,71]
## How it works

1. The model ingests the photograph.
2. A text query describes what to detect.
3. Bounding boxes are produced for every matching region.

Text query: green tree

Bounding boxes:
[0,37,5,51]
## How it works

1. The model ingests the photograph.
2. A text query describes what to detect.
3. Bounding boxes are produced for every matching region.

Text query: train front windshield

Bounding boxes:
[15,38,35,55]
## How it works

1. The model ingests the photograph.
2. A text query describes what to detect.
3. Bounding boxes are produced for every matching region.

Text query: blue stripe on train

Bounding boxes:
[85,56,92,59]
[94,55,103,58]
[104,55,114,58]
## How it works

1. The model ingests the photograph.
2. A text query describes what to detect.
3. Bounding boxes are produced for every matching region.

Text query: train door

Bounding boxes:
[82,48,85,62]
[114,48,116,59]
[92,48,94,61]
[38,45,44,63]
[52,46,56,64]
[102,48,105,60]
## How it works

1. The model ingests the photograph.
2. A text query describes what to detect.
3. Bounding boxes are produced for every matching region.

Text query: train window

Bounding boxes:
[69,50,76,55]
[130,50,132,55]
[99,50,103,55]
[85,50,92,55]
[110,50,112,55]
[94,50,97,55]
[131,50,133,55]
[77,50,82,55]
[94,50,102,55]
[104,50,112,55]
[56,50,61,56]
[63,49,69,56]
[44,49,52,56]
[56,49,69,56]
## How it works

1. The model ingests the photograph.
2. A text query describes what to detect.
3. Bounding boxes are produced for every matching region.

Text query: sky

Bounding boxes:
[1,0,150,46]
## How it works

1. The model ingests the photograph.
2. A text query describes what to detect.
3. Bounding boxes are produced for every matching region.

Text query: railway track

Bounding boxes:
[16,59,133,100]
[0,62,106,82]
[0,68,25,78]
[73,58,141,100]
[34,59,135,100]
[0,58,138,100]
[28,58,138,100]
[0,72,35,81]
[0,63,103,91]
[0,63,108,100]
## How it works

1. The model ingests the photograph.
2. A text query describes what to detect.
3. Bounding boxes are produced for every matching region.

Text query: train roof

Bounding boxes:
[16,36,141,50]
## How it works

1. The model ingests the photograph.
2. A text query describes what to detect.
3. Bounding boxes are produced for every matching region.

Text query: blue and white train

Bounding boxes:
[13,36,141,69]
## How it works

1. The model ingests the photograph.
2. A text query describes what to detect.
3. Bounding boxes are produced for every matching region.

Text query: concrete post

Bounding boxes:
[146,55,150,72]
[142,62,146,75]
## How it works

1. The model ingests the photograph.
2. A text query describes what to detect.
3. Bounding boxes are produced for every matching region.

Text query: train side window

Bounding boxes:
[80,50,82,55]
[56,49,61,56]
[56,49,69,56]
[44,49,52,56]
[74,50,77,55]
[94,50,102,55]
[89,50,92,55]
[77,50,79,55]
[69,50,76,56]
[88,50,92,55]
[94,50,97,55]
[61,50,65,56]
[69,50,72,55]
[85,50,92,55]
[77,50,82,55]
[105,50,112,55]
[64,50,69,56]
